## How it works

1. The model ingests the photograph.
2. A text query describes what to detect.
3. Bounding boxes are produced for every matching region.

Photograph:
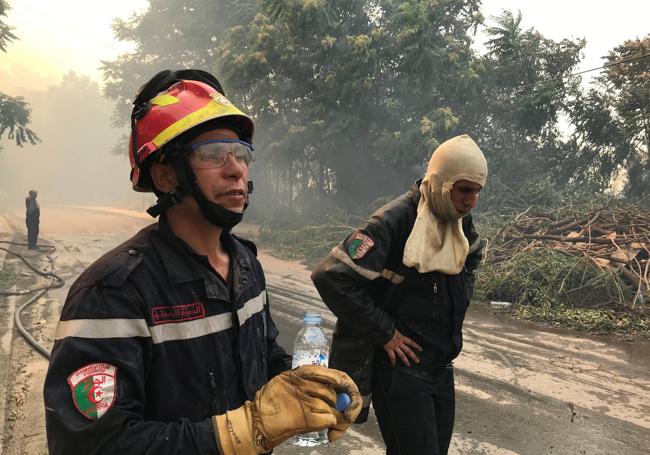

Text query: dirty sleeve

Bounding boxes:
[312,218,396,347]
[43,283,219,455]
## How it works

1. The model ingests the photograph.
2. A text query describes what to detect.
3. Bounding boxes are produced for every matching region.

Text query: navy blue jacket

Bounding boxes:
[44,217,291,455]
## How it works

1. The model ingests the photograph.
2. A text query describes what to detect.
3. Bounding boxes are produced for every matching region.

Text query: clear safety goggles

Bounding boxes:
[187,139,255,168]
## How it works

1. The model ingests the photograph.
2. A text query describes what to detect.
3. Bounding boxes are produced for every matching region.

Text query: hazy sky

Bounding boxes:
[2,0,649,94]
[2,0,148,93]
[478,0,649,82]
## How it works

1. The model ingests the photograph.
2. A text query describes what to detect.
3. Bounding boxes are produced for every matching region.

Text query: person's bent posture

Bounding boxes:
[312,135,487,455]
[43,69,360,455]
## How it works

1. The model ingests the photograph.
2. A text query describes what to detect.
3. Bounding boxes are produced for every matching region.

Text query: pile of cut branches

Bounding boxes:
[486,205,649,307]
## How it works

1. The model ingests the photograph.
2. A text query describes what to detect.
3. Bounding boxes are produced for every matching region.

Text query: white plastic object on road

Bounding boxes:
[490,301,512,310]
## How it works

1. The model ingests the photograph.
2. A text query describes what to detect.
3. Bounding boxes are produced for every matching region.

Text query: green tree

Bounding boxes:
[102,2,604,213]
[102,0,258,132]
[455,10,584,207]
[0,0,38,149]
[568,36,650,199]
[0,0,15,51]
[220,0,482,212]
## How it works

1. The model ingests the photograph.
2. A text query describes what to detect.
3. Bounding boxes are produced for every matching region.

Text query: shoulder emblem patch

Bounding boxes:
[67,363,117,420]
[347,232,374,260]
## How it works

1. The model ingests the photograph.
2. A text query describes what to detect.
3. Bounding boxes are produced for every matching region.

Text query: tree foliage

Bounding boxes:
[0,0,16,52]
[567,36,650,198]
[0,93,39,146]
[102,1,648,213]
[102,0,257,129]
[0,0,38,148]
[220,0,483,211]
[454,10,584,208]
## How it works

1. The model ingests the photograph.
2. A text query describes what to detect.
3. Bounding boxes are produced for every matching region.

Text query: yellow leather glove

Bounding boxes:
[213,365,362,454]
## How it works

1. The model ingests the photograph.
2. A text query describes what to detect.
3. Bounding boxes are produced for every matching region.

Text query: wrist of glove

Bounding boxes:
[213,404,257,454]
[213,365,361,455]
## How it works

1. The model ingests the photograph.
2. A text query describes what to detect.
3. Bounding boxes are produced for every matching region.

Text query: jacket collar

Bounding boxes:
[408,178,423,203]
[151,216,206,286]
[151,216,253,302]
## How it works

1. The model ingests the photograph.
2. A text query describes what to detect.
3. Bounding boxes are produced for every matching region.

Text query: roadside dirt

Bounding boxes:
[1,206,649,455]
[0,237,60,455]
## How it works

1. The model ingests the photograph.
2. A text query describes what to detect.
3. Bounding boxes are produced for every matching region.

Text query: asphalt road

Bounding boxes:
[0,206,649,455]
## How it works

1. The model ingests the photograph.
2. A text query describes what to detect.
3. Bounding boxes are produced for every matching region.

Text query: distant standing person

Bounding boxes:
[25,189,40,249]
[312,135,487,455]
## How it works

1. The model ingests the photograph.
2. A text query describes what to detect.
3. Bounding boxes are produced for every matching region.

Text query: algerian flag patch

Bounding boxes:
[347,231,374,259]
[67,363,117,420]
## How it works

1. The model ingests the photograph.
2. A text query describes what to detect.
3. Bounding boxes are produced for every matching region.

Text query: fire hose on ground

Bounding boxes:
[0,240,65,359]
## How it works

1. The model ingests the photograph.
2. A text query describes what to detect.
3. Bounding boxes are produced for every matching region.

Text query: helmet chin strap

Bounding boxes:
[190,186,244,231]
[146,154,253,231]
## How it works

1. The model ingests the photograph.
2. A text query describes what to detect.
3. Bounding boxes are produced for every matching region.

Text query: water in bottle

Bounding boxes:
[291,312,329,447]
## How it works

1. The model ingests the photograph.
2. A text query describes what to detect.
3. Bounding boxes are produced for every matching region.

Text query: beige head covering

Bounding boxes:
[402,134,487,274]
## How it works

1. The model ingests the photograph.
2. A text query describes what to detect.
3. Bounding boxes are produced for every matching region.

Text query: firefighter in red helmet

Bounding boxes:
[44,69,361,455]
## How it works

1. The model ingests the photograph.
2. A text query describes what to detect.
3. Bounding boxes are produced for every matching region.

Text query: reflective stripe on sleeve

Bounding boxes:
[54,318,150,341]
[54,291,268,344]
[380,268,404,285]
[237,290,266,326]
[330,246,404,284]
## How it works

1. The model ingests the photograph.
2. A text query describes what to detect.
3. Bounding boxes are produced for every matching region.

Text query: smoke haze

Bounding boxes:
[0,72,154,212]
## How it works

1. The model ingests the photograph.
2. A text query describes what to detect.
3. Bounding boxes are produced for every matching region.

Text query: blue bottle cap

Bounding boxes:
[336,393,351,412]
[303,312,321,323]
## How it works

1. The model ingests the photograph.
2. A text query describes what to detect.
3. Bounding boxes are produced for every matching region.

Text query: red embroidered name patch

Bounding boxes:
[151,302,206,324]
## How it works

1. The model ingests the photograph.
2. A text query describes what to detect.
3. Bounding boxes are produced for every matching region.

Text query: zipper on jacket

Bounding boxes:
[208,370,219,414]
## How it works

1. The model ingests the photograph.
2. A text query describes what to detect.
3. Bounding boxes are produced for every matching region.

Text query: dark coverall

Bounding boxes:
[25,196,40,249]
[43,216,291,454]
[312,181,484,455]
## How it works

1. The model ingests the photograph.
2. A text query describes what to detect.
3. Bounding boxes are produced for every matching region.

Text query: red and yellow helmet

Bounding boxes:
[129,78,254,192]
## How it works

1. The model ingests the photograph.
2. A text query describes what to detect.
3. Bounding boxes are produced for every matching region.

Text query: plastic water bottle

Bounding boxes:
[291,312,330,447]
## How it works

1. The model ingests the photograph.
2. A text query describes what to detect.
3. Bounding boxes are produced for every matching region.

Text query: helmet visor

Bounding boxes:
[188,139,255,169]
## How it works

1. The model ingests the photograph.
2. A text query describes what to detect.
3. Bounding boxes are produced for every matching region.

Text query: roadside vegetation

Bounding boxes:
[0,0,39,150]
[257,196,650,338]
[256,202,378,263]
[476,190,649,333]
